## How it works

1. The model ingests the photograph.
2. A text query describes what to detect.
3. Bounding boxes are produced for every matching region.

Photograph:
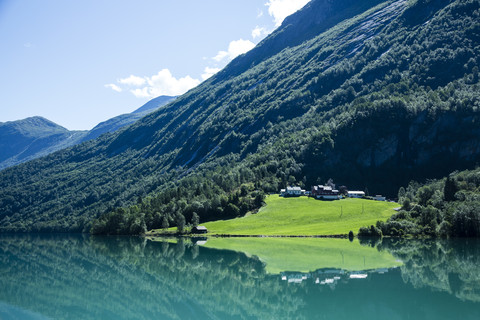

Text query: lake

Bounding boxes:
[1,234,479,319]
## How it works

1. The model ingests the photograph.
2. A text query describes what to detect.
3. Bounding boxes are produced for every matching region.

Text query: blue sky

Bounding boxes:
[0,0,309,130]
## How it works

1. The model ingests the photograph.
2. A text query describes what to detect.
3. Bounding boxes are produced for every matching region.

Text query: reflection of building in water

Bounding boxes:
[280,267,397,286]
[349,273,368,279]
[281,273,311,284]
[374,268,389,274]
[191,237,208,245]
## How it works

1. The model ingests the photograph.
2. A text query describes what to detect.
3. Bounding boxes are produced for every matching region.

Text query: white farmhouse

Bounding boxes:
[348,191,365,198]
[281,186,305,197]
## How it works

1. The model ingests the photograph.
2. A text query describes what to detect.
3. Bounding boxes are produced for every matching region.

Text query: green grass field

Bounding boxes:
[201,196,398,236]
[203,237,402,274]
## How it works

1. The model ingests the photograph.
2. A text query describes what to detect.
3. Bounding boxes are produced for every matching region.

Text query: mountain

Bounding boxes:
[1,0,480,233]
[131,95,176,114]
[0,117,87,170]
[0,95,176,170]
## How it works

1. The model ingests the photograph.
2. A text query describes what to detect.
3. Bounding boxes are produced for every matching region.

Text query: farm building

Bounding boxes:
[311,185,340,200]
[348,191,365,198]
[281,186,305,197]
[191,226,208,234]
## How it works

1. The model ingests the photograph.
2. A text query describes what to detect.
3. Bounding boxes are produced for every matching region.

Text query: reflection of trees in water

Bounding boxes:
[2,235,480,319]
[0,234,304,320]
[379,238,480,302]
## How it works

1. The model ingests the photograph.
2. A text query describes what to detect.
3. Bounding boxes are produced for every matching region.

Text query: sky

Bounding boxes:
[0,0,310,130]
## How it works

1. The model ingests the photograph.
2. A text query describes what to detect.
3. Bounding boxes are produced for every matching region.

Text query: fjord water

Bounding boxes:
[1,235,479,320]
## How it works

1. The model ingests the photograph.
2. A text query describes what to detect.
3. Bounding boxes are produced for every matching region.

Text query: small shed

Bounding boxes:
[192,226,208,234]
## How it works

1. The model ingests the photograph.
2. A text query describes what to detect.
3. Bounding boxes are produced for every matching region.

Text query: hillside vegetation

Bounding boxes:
[364,167,480,237]
[1,0,480,234]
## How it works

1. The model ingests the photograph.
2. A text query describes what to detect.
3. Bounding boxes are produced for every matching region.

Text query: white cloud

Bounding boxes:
[136,69,201,98]
[106,69,201,98]
[213,39,255,63]
[265,0,310,27]
[105,83,122,92]
[130,87,151,98]
[118,74,146,87]
[201,67,221,81]
[252,26,269,39]
[213,50,229,62]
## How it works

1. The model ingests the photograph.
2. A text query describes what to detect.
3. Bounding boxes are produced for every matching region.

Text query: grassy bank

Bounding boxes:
[203,237,402,274]
[200,196,398,236]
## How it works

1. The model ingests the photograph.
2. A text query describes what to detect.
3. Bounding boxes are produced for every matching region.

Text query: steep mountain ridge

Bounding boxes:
[1,0,480,233]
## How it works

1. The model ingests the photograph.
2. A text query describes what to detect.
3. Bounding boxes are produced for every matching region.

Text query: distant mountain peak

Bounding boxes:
[132,95,176,114]
[0,95,176,170]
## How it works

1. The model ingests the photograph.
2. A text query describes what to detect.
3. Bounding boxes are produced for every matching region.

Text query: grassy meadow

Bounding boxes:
[201,195,398,236]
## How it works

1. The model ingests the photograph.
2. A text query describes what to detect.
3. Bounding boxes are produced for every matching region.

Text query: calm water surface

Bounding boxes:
[0,234,479,319]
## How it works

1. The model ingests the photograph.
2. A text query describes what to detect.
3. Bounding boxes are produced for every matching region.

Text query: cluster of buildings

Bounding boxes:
[280,185,386,201]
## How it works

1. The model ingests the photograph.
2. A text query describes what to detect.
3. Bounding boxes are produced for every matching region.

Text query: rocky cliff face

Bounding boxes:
[305,107,480,196]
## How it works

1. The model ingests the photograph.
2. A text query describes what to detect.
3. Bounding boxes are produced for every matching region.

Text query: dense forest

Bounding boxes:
[1,0,480,234]
[360,167,480,237]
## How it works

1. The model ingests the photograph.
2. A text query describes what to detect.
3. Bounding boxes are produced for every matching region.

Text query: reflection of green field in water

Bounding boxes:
[203,237,402,274]
[202,196,398,236]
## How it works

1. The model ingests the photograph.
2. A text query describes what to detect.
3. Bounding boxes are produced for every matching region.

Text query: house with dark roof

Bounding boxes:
[311,185,340,200]
[191,226,208,234]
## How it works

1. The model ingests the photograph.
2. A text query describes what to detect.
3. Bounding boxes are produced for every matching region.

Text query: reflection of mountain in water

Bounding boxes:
[0,234,298,320]
[0,235,479,320]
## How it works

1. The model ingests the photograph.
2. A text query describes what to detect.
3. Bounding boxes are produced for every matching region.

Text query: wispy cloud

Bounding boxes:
[265,0,310,27]
[104,83,122,92]
[118,75,146,86]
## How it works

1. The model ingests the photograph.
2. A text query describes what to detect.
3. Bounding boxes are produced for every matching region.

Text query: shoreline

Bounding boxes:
[145,232,349,239]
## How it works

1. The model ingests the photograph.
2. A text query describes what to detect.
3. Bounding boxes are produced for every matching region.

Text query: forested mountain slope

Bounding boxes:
[0,96,175,170]
[1,0,480,233]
